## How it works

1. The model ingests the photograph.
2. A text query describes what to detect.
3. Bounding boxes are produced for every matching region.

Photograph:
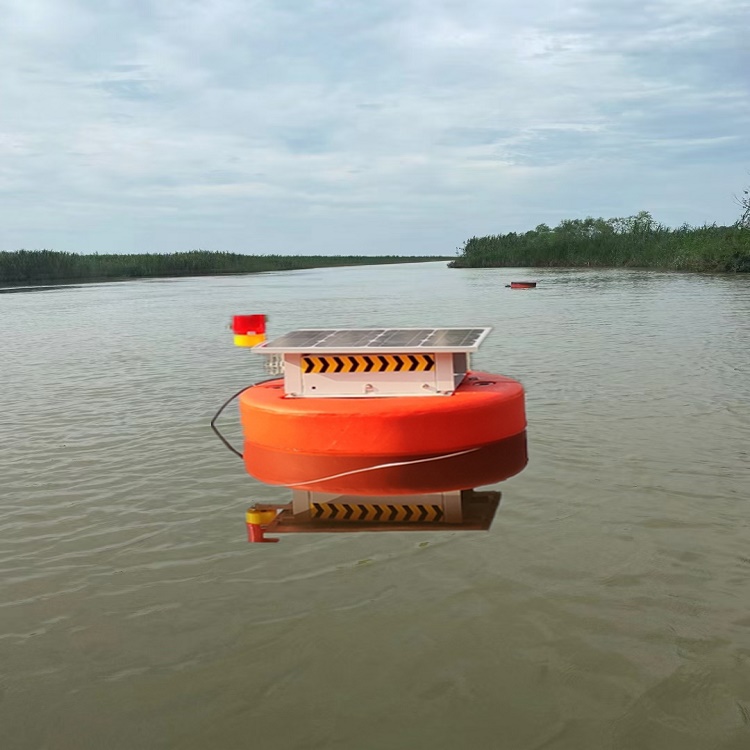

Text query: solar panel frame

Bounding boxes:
[257,327,491,353]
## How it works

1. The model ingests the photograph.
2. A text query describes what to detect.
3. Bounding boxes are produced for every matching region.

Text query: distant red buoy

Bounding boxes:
[507,281,536,289]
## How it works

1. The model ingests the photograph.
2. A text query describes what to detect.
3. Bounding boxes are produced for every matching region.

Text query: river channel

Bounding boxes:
[1,262,749,749]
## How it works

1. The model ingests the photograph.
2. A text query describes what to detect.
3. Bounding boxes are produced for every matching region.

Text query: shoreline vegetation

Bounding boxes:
[0,250,448,287]
[448,212,750,272]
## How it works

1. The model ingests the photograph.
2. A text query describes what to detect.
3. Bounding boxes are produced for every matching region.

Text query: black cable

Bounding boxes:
[210,378,279,459]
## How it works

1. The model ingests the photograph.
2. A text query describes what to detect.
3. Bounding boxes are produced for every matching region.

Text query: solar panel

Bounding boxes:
[375,329,435,347]
[311,329,386,348]
[258,327,490,353]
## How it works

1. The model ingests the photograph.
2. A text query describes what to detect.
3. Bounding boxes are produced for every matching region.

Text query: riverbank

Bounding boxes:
[449,212,750,272]
[0,250,448,286]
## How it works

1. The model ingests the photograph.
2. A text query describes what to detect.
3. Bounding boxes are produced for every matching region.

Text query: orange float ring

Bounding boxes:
[238,371,526,494]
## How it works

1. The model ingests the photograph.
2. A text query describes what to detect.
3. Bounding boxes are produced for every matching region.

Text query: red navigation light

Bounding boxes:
[232,315,267,347]
[232,315,266,335]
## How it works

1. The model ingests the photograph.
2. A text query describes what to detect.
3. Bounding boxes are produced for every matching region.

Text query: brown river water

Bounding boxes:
[1,262,749,749]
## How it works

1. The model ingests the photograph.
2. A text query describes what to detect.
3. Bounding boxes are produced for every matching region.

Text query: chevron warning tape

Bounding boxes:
[302,354,435,375]
[311,502,444,523]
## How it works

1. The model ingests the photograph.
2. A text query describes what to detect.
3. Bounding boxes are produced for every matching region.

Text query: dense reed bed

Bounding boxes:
[0,250,446,285]
[449,212,750,272]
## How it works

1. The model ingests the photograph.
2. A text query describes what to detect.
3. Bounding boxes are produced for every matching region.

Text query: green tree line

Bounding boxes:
[449,211,750,272]
[0,250,446,286]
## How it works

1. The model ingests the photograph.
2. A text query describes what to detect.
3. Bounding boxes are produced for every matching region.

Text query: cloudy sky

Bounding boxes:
[1,0,748,255]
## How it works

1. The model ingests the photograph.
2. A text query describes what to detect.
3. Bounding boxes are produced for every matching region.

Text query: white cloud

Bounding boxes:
[1,0,748,253]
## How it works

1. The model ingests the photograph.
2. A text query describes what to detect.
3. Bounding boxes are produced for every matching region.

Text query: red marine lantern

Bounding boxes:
[232,314,266,347]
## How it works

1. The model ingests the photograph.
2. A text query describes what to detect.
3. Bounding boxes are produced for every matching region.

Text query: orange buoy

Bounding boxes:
[239,370,526,494]
[508,281,536,289]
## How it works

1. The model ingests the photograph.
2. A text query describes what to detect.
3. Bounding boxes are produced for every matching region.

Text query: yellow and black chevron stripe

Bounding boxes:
[311,502,444,523]
[302,354,435,375]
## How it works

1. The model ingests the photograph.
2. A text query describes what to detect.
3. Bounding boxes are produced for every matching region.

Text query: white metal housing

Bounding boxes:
[253,327,490,398]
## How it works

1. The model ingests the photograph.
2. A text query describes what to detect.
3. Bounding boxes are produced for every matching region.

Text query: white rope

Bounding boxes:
[271,446,482,488]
